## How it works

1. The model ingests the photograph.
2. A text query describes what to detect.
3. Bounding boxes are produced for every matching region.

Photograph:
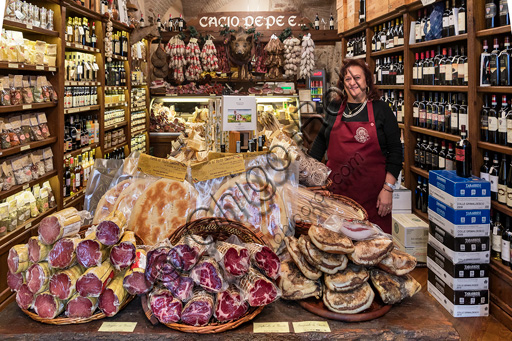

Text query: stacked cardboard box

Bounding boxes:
[392,213,428,262]
[427,170,490,317]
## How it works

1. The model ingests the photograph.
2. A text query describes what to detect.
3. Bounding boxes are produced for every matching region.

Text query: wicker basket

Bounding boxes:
[294,191,368,237]
[19,225,139,325]
[304,177,333,192]
[142,217,267,334]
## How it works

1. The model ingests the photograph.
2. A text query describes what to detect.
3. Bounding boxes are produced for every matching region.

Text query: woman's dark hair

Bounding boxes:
[336,58,381,102]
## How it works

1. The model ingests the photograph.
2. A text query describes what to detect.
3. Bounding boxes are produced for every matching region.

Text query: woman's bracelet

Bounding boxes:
[382,186,393,193]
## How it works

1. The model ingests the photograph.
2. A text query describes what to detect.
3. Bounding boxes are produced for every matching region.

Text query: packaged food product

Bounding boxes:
[41,77,51,102]
[33,5,40,27]
[21,78,33,104]
[42,147,54,172]
[33,77,44,103]
[40,7,47,29]
[9,116,26,145]
[0,122,12,149]
[10,76,22,105]
[27,191,39,218]
[37,112,50,138]
[0,77,12,106]
[8,199,17,232]
[0,202,10,236]
[43,181,56,208]
[40,187,49,213]
[11,155,33,184]
[2,162,15,190]
[29,115,43,141]
[6,123,20,147]
[21,114,32,141]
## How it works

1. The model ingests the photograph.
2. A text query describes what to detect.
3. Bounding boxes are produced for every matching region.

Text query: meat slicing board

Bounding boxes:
[298,297,392,322]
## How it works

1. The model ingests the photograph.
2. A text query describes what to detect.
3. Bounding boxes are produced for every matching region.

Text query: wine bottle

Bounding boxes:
[330,13,334,30]
[502,218,511,266]
[421,179,428,213]
[432,139,440,170]
[489,94,499,144]
[157,14,161,31]
[507,156,512,207]
[481,95,490,142]
[499,95,509,145]
[415,176,423,210]
[315,13,320,30]
[458,0,467,34]
[414,136,421,167]
[492,211,503,260]
[491,38,501,86]
[481,151,491,181]
[168,14,173,32]
[443,0,451,37]
[446,142,456,170]
[486,0,499,29]
[490,153,500,200]
[439,140,447,170]
[500,0,510,26]
[420,136,427,169]
[456,125,472,178]
[499,37,511,86]
[139,13,145,28]
[499,155,508,204]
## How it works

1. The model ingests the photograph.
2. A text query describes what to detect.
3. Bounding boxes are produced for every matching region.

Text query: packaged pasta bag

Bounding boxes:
[0,202,10,237]
[29,114,43,141]
[42,181,56,208]
[0,77,11,105]
[37,112,50,138]
[21,114,32,141]
[42,147,54,173]
[5,123,19,147]
[10,75,22,105]
[11,155,33,185]
[21,78,33,104]
[9,116,25,145]
[41,76,52,103]
[33,76,44,103]
[0,121,12,149]
[2,162,16,191]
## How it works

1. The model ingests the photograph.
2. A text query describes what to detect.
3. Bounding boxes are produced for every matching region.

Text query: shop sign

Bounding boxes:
[196,12,303,30]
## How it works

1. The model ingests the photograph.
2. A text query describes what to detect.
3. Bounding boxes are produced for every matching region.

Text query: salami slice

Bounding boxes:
[149,287,182,324]
[8,244,30,274]
[38,208,81,245]
[76,231,108,268]
[49,264,84,300]
[96,210,127,246]
[145,247,171,284]
[217,241,250,277]
[98,271,129,317]
[48,237,80,270]
[28,236,52,263]
[168,235,207,272]
[26,262,53,294]
[76,261,115,297]
[123,249,152,295]
[66,293,98,318]
[110,231,136,270]
[214,285,249,322]
[164,274,194,302]
[190,257,225,293]
[7,271,25,292]
[246,243,281,280]
[16,284,34,310]
[239,268,280,306]
[181,289,214,326]
[33,291,65,318]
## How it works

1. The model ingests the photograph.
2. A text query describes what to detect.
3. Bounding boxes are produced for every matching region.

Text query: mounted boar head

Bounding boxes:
[229,27,254,64]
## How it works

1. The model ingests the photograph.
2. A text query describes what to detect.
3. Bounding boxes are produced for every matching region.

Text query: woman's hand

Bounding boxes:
[376,187,393,217]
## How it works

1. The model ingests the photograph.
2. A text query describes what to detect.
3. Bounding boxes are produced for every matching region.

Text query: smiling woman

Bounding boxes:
[309,58,402,234]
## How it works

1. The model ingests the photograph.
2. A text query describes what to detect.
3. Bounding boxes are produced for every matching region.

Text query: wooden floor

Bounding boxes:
[412,267,512,341]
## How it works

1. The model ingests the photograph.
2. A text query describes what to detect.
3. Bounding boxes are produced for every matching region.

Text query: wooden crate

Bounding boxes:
[337,10,344,33]
[337,0,345,10]
[367,0,390,22]
[345,0,360,31]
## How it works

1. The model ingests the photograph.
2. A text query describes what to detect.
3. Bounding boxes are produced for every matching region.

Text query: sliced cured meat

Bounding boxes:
[338,219,377,241]
[123,249,152,295]
[245,243,280,280]
[159,262,180,285]
[7,271,25,291]
[190,257,225,293]
[16,284,34,310]
[26,262,53,294]
[98,272,128,317]
[8,244,30,274]
[76,261,115,297]
[214,285,249,322]
[181,289,214,326]
[34,291,65,318]
[28,236,52,263]
[110,231,136,270]
[93,179,133,225]
[149,287,182,324]
[145,247,171,284]
[49,264,83,300]
[168,235,206,272]
[240,268,280,307]
[38,208,81,245]
[96,210,127,246]
[164,274,194,302]
[66,294,98,318]
[76,231,108,268]
[217,241,250,277]
[48,238,80,269]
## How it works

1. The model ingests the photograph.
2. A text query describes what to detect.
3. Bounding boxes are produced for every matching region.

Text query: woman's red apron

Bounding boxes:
[326,101,392,234]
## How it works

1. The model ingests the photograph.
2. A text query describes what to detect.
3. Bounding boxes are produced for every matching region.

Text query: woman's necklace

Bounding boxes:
[343,100,367,118]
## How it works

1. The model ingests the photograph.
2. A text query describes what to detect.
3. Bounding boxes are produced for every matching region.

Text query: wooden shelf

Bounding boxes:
[410,85,468,92]
[398,123,405,129]
[64,105,100,115]
[410,126,461,142]
[377,85,405,90]
[0,62,56,72]
[0,137,57,159]
[3,19,59,37]
[476,26,512,38]
[63,189,86,209]
[112,20,132,32]
[491,201,512,217]
[64,143,99,159]
[63,0,104,21]
[131,106,147,111]
[111,54,128,61]
[0,170,57,202]
[65,81,101,86]
[477,141,512,156]
[131,128,147,135]
[103,142,128,155]
[412,207,428,222]
[410,165,429,179]
[342,24,368,38]
[345,54,367,60]
[105,121,128,131]
[0,206,57,247]
[371,46,405,57]
[477,86,512,94]
[65,42,100,53]
[0,102,56,114]
[105,102,127,108]
[105,86,128,91]
[409,34,468,49]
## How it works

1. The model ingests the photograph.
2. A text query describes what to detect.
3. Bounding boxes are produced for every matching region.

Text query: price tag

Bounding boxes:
[292,321,331,333]
[23,184,29,190]
[98,322,137,333]
[26,24,33,30]
[25,222,32,230]
[421,0,435,5]
[36,65,44,70]
[22,104,32,109]
[49,67,56,71]
[253,322,290,333]
[21,144,31,151]
[8,63,18,68]
[83,147,91,152]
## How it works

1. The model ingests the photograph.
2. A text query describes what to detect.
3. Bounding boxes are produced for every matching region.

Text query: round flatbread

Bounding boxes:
[93,179,134,224]
[323,281,375,314]
[113,178,155,223]
[324,263,369,292]
[128,179,198,245]
[210,175,288,252]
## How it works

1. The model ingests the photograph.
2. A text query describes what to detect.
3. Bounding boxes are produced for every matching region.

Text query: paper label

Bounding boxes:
[292,321,331,333]
[191,155,246,182]
[8,63,17,68]
[253,322,290,333]
[98,322,137,332]
[20,144,30,151]
[137,153,187,181]
[22,104,31,109]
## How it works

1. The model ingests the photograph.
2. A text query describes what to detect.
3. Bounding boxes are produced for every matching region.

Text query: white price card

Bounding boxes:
[421,0,435,5]
[98,322,137,332]
[292,321,331,333]
[253,322,290,333]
